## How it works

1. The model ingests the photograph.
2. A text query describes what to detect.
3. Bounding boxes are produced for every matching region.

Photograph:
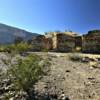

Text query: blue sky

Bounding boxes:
[0,0,100,34]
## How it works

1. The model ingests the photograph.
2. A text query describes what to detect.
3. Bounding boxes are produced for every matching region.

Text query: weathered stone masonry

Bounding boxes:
[57,33,75,52]
[82,32,100,53]
[31,30,100,53]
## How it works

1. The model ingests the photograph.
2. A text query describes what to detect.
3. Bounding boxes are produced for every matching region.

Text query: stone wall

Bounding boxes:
[31,31,100,53]
[31,35,53,51]
[57,33,75,52]
[45,32,58,50]
[82,33,100,53]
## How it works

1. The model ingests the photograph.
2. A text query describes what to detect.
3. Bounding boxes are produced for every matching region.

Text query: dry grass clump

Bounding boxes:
[69,53,83,62]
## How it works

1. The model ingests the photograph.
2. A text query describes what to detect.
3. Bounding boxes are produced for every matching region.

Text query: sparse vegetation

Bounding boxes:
[15,42,32,53]
[0,53,49,99]
[69,53,83,61]
[7,54,45,99]
[0,42,33,54]
[0,52,100,100]
[42,48,49,52]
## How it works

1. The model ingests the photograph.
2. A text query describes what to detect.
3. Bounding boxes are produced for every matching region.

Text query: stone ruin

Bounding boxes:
[45,32,76,52]
[30,30,100,53]
[56,32,75,52]
[82,30,100,53]
[31,35,52,51]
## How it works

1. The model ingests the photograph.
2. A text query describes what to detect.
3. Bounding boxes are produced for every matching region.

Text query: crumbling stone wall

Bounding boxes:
[45,38,53,50]
[31,31,100,54]
[45,32,58,51]
[82,33,100,53]
[57,33,75,52]
[31,35,53,51]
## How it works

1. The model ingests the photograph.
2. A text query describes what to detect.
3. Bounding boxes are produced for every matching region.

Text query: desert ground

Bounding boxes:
[34,52,100,100]
[0,52,100,100]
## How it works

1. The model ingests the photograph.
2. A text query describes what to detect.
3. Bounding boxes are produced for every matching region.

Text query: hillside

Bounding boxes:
[0,23,39,44]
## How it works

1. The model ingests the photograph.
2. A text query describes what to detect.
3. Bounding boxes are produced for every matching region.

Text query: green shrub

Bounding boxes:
[16,42,32,52]
[0,45,10,52]
[0,44,16,53]
[5,44,16,52]
[7,54,45,99]
[42,48,49,52]
[0,46,5,52]
[0,42,33,54]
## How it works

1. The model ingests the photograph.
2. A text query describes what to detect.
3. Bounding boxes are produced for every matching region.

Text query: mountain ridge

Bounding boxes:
[0,23,39,44]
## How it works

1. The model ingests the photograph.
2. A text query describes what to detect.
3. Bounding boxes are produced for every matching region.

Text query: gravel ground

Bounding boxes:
[34,52,100,100]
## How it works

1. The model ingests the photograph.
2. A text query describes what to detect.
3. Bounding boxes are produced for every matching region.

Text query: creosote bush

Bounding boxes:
[15,42,32,53]
[6,54,46,99]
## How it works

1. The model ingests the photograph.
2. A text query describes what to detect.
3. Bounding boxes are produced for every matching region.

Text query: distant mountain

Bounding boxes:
[0,23,39,44]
